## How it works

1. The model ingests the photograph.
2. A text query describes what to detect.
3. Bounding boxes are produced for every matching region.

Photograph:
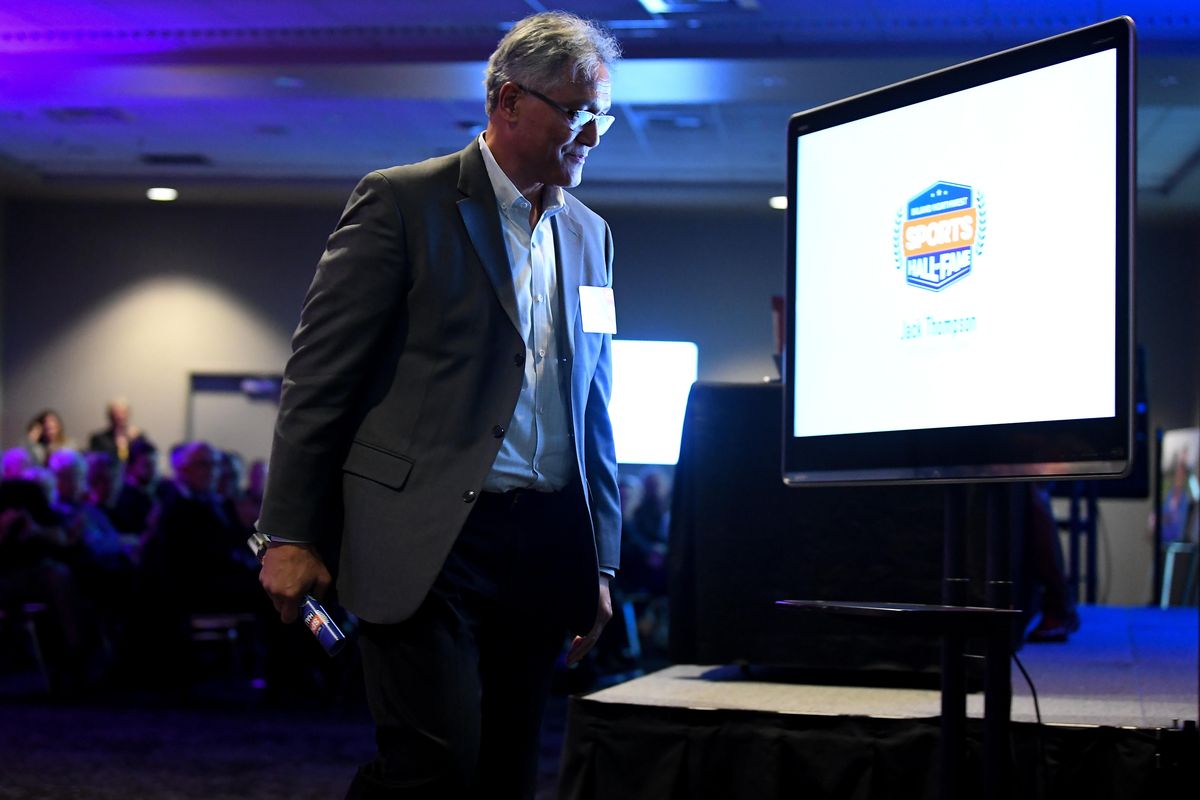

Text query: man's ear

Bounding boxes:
[496,81,522,121]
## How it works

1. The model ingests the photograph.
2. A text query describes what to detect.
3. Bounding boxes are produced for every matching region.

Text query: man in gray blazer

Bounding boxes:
[254,11,622,798]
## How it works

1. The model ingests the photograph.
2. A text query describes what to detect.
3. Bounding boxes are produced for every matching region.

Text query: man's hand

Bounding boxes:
[258,543,332,624]
[567,575,612,666]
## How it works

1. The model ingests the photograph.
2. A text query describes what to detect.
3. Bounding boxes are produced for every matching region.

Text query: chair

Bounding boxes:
[1159,493,1198,608]
[1160,542,1199,608]
[0,601,52,693]
[188,612,260,683]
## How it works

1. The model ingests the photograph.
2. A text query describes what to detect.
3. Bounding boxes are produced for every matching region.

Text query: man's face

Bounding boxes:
[87,461,117,503]
[513,63,611,190]
[55,463,84,504]
[179,445,216,494]
[129,452,157,485]
[108,402,129,428]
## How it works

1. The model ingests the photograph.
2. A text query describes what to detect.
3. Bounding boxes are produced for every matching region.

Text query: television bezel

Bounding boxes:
[783,16,1136,487]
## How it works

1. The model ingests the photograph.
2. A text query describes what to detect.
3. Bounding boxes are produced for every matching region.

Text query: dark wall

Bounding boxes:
[595,203,785,383]
[1133,215,1200,431]
[0,196,1195,449]
[0,196,788,449]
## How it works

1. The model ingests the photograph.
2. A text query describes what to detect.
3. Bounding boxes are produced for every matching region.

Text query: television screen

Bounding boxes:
[783,17,1135,485]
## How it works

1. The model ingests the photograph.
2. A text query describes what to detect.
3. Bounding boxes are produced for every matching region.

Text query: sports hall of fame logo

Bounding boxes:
[893,181,988,291]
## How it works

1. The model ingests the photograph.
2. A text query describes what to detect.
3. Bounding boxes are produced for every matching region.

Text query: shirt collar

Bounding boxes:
[478,134,565,223]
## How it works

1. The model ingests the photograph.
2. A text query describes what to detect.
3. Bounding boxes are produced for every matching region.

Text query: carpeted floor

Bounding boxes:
[0,668,588,799]
[0,701,373,799]
[0,593,654,799]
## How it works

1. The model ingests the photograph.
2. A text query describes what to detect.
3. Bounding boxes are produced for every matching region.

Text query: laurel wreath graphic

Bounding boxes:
[893,208,905,269]
[974,190,988,257]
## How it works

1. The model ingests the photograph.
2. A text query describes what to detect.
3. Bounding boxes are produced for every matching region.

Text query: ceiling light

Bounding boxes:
[769,195,787,210]
[147,187,178,202]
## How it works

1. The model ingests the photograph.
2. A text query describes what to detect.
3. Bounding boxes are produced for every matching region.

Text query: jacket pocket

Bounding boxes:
[342,440,414,490]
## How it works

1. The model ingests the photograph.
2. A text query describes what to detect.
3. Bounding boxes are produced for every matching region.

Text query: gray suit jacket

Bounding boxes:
[257,140,621,632]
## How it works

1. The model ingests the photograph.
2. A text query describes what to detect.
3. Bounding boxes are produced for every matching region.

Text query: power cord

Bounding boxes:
[1013,650,1047,799]
[1012,650,1042,725]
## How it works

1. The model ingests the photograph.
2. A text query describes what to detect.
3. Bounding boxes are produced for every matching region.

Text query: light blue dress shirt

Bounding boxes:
[478,135,574,494]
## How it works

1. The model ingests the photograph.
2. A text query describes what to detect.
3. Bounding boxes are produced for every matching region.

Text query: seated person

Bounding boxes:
[49,449,130,573]
[139,441,258,616]
[87,398,145,463]
[0,477,91,690]
[110,438,159,535]
[214,449,255,539]
[2,448,32,480]
[25,409,76,467]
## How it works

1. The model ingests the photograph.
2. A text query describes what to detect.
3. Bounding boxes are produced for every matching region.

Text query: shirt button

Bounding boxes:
[538,348,546,358]
[462,490,477,503]
[535,294,543,303]
[492,425,506,438]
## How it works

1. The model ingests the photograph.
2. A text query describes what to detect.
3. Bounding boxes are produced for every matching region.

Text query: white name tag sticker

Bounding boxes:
[579,285,617,334]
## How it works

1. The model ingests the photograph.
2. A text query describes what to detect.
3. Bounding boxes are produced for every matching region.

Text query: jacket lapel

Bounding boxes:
[553,211,584,358]
[456,143,521,335]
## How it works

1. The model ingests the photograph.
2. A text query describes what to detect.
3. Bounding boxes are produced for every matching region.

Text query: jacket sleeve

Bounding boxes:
[257,171,409,545]
[584,222,622,573]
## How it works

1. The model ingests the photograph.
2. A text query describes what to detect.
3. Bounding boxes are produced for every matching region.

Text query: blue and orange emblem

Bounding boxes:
[893,182,987,291]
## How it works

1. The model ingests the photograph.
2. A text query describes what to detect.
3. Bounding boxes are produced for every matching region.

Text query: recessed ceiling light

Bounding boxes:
[147,187,178,202]
[769,195,788,210]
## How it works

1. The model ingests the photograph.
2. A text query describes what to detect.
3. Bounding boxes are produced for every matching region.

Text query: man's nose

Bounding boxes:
[576,120,600,147]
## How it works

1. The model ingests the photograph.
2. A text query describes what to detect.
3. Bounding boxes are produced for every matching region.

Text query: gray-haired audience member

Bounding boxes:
[87,397,144,463]
[2,447,32,480]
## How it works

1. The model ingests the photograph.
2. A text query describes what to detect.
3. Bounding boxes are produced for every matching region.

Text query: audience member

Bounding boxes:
[618,475,664,595]
[0,477,91,691]
[2,447,32,480]
[246,459,267,505]
[238,459,268,530]
[87,398,144,463]
[49,449,130,573]
[3,408,297,695]
[25,409,76,467]
[22,465,59,507]
[155,442,189,506]
[84,451,120,511]
[140,441,258,614]
[632,470,670,548]
[110,438,159,535]
[624,470,670,596]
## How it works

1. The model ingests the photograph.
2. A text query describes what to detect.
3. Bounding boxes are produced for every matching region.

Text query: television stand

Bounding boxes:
[778,484,1023,800]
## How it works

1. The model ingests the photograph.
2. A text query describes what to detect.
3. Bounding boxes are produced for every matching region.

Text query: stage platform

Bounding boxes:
[559,606,1198,799]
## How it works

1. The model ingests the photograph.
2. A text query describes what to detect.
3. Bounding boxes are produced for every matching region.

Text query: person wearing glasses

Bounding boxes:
[254,11,622,798]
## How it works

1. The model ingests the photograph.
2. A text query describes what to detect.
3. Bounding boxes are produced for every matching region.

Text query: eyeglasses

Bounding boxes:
[515,83,615,136]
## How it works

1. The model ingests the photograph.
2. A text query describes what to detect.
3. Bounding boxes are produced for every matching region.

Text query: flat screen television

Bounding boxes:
[783,17,1135,486]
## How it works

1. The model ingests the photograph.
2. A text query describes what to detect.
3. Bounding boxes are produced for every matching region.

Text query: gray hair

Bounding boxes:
[484,11,621,115]
[48,448,86,478]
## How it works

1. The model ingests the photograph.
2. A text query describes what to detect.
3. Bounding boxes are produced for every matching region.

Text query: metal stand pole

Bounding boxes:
[941,484,970,800]
[984,485,1015,800]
